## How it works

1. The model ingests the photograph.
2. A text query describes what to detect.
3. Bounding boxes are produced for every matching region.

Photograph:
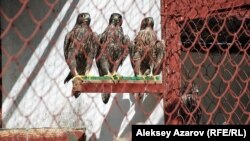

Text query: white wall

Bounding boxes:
[1,0,163,140]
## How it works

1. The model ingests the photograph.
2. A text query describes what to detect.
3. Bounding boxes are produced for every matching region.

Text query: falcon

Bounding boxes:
[177,83,202,124]
[64,13,98,98]
[96,13,129,104]
[130,17,165,101]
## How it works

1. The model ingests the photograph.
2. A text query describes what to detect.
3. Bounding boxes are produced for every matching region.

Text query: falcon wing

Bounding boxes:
[152,40,165,74]
[64,32,71,61]
[96,29,110,76]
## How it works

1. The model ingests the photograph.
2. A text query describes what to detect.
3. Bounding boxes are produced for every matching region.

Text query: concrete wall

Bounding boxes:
[1,0,163,140]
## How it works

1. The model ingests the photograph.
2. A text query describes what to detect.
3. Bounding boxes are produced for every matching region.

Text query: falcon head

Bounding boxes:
[76,13,91,25]
[109,13,122,26]
[140,17,154,30]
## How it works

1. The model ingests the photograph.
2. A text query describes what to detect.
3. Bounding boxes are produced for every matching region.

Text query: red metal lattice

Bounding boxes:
[162,0,250,124]
[0,0,250,140]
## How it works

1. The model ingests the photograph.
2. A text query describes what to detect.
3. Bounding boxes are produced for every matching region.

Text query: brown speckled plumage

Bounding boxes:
[130,17,165,77]
[64,13,98,98]
[129,17,165,101]
[96,13,130,104]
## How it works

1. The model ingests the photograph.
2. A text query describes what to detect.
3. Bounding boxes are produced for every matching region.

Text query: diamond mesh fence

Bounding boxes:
[0,0,249,140]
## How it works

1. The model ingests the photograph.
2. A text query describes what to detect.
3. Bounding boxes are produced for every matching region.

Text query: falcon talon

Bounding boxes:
[104,74,115,82]
[154,75,159,82]
[114,73,122,81]
[153,76,157,84]
[147,74,158,82]
[110,75,115,81]
[116,74,123,83]
[142,75,147,83]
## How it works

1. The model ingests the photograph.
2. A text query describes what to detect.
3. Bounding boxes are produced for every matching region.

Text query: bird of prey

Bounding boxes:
[96,13,130,104]
[64,13,98,98]
[130,17,165,101]
[178,83,202,124]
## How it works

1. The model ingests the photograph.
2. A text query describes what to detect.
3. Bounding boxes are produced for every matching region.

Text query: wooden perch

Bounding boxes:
[72,76,164,93]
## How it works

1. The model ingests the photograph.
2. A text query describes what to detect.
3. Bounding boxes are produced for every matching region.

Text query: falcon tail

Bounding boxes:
[64,72,73,84]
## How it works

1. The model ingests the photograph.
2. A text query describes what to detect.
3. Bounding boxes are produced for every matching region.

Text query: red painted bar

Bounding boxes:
[76,83,165,93]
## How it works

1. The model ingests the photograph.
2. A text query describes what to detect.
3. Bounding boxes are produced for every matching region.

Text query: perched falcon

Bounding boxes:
[178,83,202,124]
[64,13,98,98]
[130,17,165,101]
[96,13,129,104]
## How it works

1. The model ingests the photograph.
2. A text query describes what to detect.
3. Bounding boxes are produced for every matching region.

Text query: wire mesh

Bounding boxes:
[0,0,250,140]
[1,0,163,140]
[162,0,250,124]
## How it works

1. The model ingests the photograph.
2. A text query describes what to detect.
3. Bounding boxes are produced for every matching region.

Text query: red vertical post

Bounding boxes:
[161,0,182,124]
[0,21,2,128]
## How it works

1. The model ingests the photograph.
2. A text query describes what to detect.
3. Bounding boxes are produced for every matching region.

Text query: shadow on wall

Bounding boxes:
[98,93,162,141]
[1,0,79,126]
